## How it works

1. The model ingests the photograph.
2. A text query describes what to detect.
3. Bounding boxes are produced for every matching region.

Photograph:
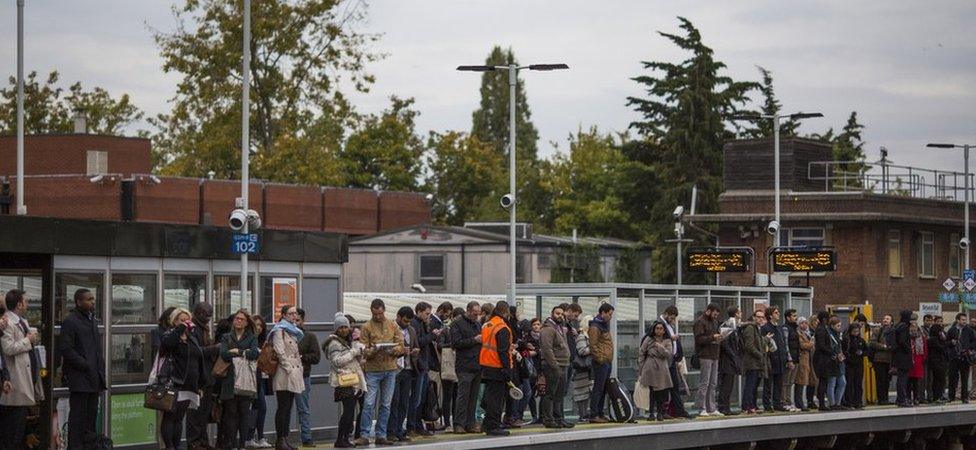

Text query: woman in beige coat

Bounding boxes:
[795,316,815,411]
[271,306,306,449]
[324,313,366,448]
[638,322,674,421]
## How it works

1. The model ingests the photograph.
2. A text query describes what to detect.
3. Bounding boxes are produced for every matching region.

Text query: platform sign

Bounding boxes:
[687,248,751,272]
[771,248,836,272]
[232,233,260,254]
[940,292,959,303]
[966,278,976,292]
[944,278,957,292]
[965,269,976,281]
[919,302,942,318]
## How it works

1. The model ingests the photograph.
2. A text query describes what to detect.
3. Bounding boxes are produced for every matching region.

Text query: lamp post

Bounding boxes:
[16,0,25,215]
[457,62,568,304]
[928,142,975,271]
[731,112,823,248]
[240,0,251,306]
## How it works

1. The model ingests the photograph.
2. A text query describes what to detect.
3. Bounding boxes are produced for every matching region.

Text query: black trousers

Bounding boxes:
[805,384,816,407]
[762,373,783,410]
[186,385,213,445]
[0,405,27,450]
[649,389,669,418]
[873,362,891,404]
[931,365,947,401]
[895,368,910,405]
[220,396,252,449]
[441,380,457,427]
[539,365,566,422]
[816,374,829,409]
[161,400,190,449]
[667,364,688,415]
[845,366,864,408]
[454,371,481,430]
[482,379,507,432]
[716,373,736,413]
[793,384,806,409]
[337,396,358,445]
[69,391,101,450]
[276,390,296,440]
[948,359,971,401]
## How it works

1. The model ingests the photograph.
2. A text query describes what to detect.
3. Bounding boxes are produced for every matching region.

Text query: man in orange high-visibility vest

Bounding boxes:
[479,300,514,436]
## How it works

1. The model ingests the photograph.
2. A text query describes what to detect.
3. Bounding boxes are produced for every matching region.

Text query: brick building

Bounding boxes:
[692,137,972,318]
[0,133,430,235]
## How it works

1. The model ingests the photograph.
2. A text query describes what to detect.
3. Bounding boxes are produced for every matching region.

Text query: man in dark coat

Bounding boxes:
[947,312,976,403]
[892,310,914,407]
[812,311,833,410]
[408,302,438,436]
[761,306,789,412]
[717,307,743,416]
[59,288,107,450]
[928,321,948,403]
[450,302,482,434]
[186,303,219,449]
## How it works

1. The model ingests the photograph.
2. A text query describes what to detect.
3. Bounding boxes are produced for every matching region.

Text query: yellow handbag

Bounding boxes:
[337,372,360,387]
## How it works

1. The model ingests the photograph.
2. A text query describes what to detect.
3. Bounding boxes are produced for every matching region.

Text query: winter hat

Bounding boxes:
[334,312,351,329]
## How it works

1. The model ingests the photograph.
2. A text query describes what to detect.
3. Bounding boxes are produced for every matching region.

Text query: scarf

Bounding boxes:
[271,318,304,342]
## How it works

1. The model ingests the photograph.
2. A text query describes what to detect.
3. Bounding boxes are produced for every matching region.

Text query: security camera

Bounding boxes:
[424,193,434,203]
[767,220,780,236]
[500,194,515,210]
[229,209,248,231]
[410,283,427,293]
[672,205,684,219]
[246,209,262,231]
[961,237,971,250]
[89,174,104,184]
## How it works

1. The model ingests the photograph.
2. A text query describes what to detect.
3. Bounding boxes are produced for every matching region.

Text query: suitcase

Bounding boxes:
[606,378,635,423]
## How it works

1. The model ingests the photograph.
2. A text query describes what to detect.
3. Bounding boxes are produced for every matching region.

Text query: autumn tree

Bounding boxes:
[424,131,504,225]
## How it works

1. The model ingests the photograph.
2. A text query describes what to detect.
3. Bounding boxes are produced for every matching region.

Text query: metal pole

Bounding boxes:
[16,0,26,215]
[774,115,781,246]
[508,64,517,305]
[966,145,971,271]
[241,0,251,307]
[676,224,683,285]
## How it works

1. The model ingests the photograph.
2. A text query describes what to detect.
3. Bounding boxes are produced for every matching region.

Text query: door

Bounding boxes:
[0,253,53,449]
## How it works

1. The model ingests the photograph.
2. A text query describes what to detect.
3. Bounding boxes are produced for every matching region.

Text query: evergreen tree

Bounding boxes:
[341,97,425,191]
[740,66,799,138]
[626,17,758,283]
[470,46,539,161]
[810,111,867,188]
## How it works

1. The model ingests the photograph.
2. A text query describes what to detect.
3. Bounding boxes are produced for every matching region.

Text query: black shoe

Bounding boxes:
[773,407,789,412]
[334,441,354,448]
[543,421,561,429]
[487,429,511,437]
[719,409,740,416]
[558,420,575,429]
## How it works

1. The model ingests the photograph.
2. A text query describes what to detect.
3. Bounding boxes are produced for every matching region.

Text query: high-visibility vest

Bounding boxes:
[479,316,513,369]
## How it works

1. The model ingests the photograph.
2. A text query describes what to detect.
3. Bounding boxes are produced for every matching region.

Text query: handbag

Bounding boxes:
[233,358,258,396]
[257,338,279,376]
[144,355,177,412]
[212,357,231,378]
[337,372,360,388]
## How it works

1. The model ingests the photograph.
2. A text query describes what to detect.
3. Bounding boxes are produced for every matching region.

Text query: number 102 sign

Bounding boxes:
[232,233,260,254]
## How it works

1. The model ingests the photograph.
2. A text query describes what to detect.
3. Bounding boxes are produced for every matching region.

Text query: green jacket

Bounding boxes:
[218,330,259,401]
[741,322,768,376]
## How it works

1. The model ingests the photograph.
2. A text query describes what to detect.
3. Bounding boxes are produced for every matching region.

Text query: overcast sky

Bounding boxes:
[2,0,975,176]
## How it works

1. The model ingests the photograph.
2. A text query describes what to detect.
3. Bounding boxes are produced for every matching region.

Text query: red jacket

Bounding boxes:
[909,337,927,379]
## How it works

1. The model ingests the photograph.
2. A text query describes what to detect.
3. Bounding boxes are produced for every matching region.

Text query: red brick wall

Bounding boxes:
[201,180,264,227]
[0,134,151,176]
[323,188,377,235]
[264,184,323,231]
[378,191,430,231]
[133,177,200,224]
[8,175,121,221]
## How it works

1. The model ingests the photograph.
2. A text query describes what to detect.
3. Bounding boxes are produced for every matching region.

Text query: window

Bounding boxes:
[779,228,826,248]
[888,230,902,277]
[163,274,207,311]
[110,332,152,384]
[419,254,445,287]
[56,272,104,322]
[111,273,158,325]
[86,150,108,175]
[918,232,935,278]
[951,233,963,278]
[213,275,253,321]
[261,276,297,322]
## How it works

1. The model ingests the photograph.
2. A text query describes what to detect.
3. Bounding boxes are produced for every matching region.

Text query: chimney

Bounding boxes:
[72,108,88,134]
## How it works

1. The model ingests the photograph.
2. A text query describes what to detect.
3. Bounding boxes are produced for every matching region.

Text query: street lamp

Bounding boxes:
[731,112,823,249]
[15,0,25,215]
[457,61,568,305]
[928,142,975,272]
[240,0,252,307]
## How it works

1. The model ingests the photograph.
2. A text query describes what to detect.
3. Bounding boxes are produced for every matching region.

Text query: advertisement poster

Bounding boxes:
[111,393,156,446]
[273,278,298,321]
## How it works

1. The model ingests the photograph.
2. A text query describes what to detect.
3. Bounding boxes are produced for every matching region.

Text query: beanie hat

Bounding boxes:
[334,312,351,328]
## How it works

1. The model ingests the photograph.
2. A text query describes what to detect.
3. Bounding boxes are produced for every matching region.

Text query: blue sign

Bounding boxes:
[940,292,959,304]
[232,233,260,254]
[963,292,976,307]
[965,269,976,281]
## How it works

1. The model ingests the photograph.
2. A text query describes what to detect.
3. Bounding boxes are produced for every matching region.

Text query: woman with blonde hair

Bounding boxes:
[157,308,205,450]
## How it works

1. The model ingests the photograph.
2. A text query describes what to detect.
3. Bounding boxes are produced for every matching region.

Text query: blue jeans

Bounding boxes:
[407,370,429,431]
[360,370,397,439]
[590,362,612,417]
[295,376,312,443]
[388,370,415,439]
[248,375,268,440]
[828,365,847,406]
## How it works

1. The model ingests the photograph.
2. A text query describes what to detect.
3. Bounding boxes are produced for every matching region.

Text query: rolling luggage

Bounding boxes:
[606,377,635,423]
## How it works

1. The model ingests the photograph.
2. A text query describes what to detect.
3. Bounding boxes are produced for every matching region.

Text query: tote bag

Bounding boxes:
[233,358,258,396]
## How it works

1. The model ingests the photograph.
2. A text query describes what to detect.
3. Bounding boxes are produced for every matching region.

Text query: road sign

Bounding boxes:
[919,302,942,317]
[965,278,976,292]
[232,233,260,254]
[944,278,957,292]
[687,248,751,272]
[771,248,836,272]
[965,269,976,281]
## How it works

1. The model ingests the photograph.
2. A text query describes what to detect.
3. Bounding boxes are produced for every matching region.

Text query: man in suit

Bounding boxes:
[0,289,41,450]
[60,288,107,449]
[947,313,976,403]
[652,305,691,418]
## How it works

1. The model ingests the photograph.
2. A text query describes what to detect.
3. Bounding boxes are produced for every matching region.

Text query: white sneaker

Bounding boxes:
[698,411,712,417]
[256,438,273,448]
[711,411,724,417]
[245,439,259,449]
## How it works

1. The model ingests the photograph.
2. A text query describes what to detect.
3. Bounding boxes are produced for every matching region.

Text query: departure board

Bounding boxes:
[771,248,836,272]
[686,248,751,272]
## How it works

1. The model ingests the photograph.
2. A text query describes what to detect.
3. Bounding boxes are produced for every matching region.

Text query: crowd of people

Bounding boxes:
[3,286,976,449]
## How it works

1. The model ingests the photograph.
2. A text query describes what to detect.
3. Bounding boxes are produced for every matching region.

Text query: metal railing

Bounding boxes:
[808,160,974,202]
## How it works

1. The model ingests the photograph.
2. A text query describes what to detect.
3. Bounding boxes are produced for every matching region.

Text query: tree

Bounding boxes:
[341,97,424,191]
[424,131,504,225]
[740,66,799,139]
[470,46,540,161]
[810,111,867,188]
[626,17,758,283]
[0,70,144,135]
[152,0,381,178]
